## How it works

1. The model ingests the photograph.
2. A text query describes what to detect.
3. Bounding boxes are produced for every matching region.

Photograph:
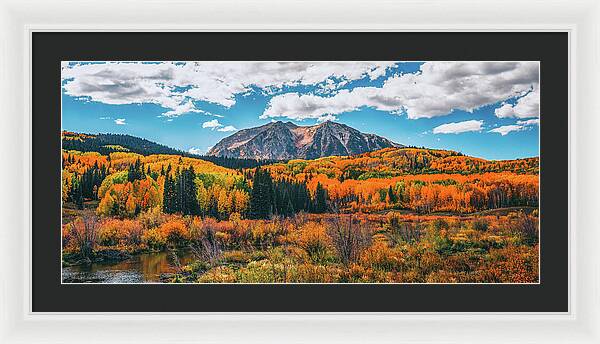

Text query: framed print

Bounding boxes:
[33,32,566,312]
[1,0,599,343]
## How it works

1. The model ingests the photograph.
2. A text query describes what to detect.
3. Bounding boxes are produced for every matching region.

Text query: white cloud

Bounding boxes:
[162,100,202,118]
[517,118,540,126]
[262,62,539,121]
[198,110,224,118]
[494,85,539,119]
[489,125,524,136]
[61,61,397,118]
[316,114,337,122]
[188,147,202,155]
[489,117,538,136]
[99,116,111,120]
[114,118,126,125]
[217,125,237,132]
[432,120,483,134]
[202,119,222,129]
[201,119,236,132]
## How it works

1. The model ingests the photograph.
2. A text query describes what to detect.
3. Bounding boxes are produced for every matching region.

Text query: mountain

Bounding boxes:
[61,131,279,169]
[207,121,402,160]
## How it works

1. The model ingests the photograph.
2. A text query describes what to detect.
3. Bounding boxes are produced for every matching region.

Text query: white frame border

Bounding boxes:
[1,0,598,343]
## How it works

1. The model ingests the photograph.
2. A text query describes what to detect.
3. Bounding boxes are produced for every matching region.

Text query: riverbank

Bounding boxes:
[62,250,197,283]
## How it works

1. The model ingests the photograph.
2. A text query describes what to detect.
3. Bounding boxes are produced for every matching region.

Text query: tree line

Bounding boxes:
[248,168,328,219]
[63,132,281,170]
[71,155,331,220]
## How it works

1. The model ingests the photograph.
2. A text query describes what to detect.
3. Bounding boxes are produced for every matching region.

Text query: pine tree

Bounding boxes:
[313,182,327,213]
[249,168,274,219]
[71,176,84,210]
[162,164,175,214]
[388,185,397,204]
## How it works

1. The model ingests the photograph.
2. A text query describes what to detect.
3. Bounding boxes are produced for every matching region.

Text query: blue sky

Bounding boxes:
[61,61,540,160]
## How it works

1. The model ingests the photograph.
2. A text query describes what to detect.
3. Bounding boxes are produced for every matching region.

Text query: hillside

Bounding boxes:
[264,147,539,181]
[62,131,280,169]
[207,121,402,160]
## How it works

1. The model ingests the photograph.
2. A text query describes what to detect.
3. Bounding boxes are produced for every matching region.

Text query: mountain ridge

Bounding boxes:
[207,120,403,160]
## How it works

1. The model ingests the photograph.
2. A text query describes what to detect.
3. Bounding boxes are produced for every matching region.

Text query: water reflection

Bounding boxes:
[62,251,196,283]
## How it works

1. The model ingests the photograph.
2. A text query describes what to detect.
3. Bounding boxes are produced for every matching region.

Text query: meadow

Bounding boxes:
[61,146,539,283]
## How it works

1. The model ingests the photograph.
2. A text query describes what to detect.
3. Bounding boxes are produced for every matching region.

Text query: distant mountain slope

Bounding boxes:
[207,121,402,160]
[61,131,279,169]
[264,147,539,181]
[63,132,182,156]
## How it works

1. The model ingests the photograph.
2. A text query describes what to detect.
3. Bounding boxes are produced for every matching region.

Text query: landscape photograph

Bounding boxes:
[61,61,540,283]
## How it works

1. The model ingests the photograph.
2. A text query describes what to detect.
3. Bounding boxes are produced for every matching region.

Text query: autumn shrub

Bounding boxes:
[384,212,422,245]
[509,212,539,245]
[197,266,237,283]
[67,215,99,258]
[142,228,167,250]
[361,242,404,272]
[97,219,143,246]
[470,217,489,232]
[208,259,285,283]
[190,223,223,266]
[444,252,479,273]
[97,219,127,246]
[223,219,251,249]
[395,269,422,283]
[425,219,453,254]
[159,219,190,246]
[338,263,368,283]
[327,215,372,266]
[221,250,252,265]
[188,216,204,240]
[126,220,144,245]
[250,220,282,249]
[138,207,165,230]
[431,218,450,232]
[61,223,74,251]
[419,250,444,274]
[480,245,539,283]
[287,262,340,283]
[295,222,332,264]
[195,217,250,250]
[425,270,462,283]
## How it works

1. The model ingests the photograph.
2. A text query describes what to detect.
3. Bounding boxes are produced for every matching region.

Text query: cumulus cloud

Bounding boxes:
[114,118,126,125]
[217,125,237,132]
[61,61,397,118]
[262,61,539,120]
[432,120,483,134]
[201,119,236,132]
[489,125,524,136]
[188,147,202,155]
[202,119,222,129]
[494,85,539,119]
